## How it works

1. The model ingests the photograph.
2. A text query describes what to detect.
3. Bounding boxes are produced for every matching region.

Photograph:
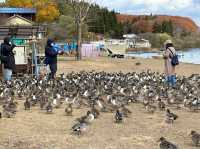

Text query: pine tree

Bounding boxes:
[153,22,162,33]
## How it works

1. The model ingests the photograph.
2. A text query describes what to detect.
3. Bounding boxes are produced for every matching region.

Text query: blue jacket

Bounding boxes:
[45,39,58,65]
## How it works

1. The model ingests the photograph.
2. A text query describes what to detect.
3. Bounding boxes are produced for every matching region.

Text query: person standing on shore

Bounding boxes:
[45,39,63,79]
[163,40,178,87]
[0,37,16,81]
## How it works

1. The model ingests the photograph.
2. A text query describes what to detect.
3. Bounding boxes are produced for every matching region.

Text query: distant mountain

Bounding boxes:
[117,14,199,33]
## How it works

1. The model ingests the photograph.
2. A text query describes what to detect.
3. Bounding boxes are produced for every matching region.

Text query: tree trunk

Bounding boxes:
[77,21,82,60]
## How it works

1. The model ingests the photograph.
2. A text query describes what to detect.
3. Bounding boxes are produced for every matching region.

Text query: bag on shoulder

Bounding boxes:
[0,44,7,63]
[168,48,179,66]
[171,55,179,66]
[44,57,49,65]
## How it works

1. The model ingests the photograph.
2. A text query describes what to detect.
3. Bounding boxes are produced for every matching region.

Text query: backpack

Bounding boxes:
[168,48,179,66]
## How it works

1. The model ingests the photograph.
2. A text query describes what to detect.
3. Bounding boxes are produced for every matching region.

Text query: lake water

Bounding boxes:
[126,48,200,64]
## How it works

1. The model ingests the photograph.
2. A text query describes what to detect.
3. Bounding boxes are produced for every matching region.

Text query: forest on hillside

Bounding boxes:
[117,14,200,49]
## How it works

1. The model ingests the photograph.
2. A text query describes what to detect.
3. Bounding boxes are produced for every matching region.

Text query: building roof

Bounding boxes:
[6,15,34,26]
[0,8,36,14]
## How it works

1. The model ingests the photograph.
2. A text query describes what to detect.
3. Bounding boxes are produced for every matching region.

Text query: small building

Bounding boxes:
[123,34,151,48]
[133,39,151,48]
[123,34,137,39]
[0,8,46,40]
[0,8,47,76]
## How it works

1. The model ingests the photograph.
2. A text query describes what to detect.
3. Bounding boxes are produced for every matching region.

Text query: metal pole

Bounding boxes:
[33,42,39,77]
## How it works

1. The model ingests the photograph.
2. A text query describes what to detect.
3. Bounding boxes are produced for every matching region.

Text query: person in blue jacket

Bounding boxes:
[45,39,63,79]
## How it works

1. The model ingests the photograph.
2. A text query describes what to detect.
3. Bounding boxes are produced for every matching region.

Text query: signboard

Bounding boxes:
[11,38,26,45]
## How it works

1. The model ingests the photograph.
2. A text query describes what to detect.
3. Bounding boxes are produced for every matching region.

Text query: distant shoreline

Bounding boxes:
[126,47,159,52]
[125,47,200,52]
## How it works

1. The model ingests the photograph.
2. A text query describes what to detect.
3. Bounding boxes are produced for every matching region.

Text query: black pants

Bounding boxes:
[49,63,57,79]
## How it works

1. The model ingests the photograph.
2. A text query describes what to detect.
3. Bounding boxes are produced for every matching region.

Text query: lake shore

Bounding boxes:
[57,57,200,76]
[126,47,159,52]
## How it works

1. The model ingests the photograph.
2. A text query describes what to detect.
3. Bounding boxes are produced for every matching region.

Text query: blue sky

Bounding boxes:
[95,0,200,26]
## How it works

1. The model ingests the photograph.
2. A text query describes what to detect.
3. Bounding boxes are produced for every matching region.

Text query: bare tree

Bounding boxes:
[67,0,92,60]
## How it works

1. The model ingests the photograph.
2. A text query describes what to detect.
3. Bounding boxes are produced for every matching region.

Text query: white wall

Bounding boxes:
[13,46,27,65]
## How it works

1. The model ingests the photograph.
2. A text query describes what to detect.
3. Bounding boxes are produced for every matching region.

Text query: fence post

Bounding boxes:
[32,42,39,77]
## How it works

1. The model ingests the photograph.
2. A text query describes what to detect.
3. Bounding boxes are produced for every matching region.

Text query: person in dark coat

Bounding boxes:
[0,37,16,81]
[45,39,63,79]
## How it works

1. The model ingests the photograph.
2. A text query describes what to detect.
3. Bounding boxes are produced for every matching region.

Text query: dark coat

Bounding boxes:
[45,39,58,65]
[0,37,16,70]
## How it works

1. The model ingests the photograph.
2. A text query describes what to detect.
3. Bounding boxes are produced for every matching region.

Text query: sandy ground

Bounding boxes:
[0,57,200,149]
[57,57,200,76]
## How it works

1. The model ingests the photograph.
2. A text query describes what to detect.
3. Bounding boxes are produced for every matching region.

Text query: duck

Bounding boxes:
[65,104,73,116]
[2,105,14,118]
[7,99,17,114]
[115,109,123,123]
[143,101,156,113]
[165,109,178,124]
[53,98,61,109]
[30,94,37,106]
[91,106,100,119]
[76,111,95,124]
[86,111,95,123]
[72,122,87,135]
[121,105,132,117]
[135,62,141,66]
[190,98,200,112]
[146,104,156,113]
[24,98,31,110]
[158,137,178,149]
[158,98,166,111]
[40,97,47,110]
[190,130,200,146]
[46,102,53,114]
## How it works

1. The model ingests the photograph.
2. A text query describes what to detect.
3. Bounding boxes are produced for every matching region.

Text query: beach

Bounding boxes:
[58,57,200,76]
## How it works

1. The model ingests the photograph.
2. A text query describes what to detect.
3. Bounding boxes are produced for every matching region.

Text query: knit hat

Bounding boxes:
[164,39,172,45]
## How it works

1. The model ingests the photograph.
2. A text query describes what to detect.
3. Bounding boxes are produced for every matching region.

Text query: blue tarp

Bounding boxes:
[55,42,77,52]
[0,8,36,14]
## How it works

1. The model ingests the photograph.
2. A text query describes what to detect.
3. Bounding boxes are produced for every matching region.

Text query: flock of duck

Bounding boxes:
[0,70,200,149]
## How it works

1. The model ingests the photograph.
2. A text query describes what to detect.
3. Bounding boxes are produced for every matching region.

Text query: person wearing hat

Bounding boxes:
[163,40,177,87]
[44,39,63,79]
[0,37,16,81]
